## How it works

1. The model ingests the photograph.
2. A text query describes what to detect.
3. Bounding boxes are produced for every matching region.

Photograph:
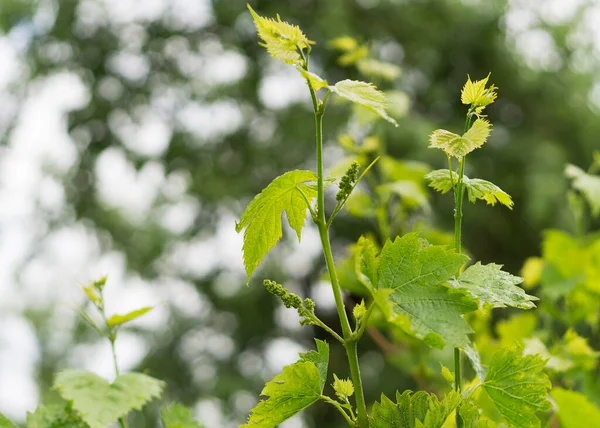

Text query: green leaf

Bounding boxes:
[53,370,165,428]
[332,374,354,400]
[356,58,401,81]
[429,119,491,158]
[374,233,475,348]
[236,170,318,281]
[354,236,379,290]
[463,177,514,209]
[482,348,551,428]
[26,405,89,428]
[247,5,313,65]
[565,164,600,217]
[0,413,18,428]
[299,339,329,390]
[162,403,205,428]
[369,390,460,428]
[298,68,328,91]
[425,169,459,194]
[241,361,322,427]
[328,36,358,52]
[552,388,600,428]
[461,74,497,107]
[522,338,573,372]
[448,262,537,309]
[459,402,497,428]
[329,79,398,126]
[107,306,153,327]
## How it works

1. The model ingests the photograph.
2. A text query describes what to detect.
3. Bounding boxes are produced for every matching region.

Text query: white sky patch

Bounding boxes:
[259,64,309,110]
[109,107,173,157]
[264,337,305,375]
[178,100,244,142]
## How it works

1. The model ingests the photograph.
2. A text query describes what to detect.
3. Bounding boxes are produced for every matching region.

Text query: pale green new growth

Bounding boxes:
[448,262,537,309]
[298,69,328,91]
[241,362,322,427]
[107,306,153,327]
[236,170,318,280]
[482,348,551,428]
[461,74,497,109]
[552,388,600,428]
[299,339,330,390]
[425,169,459,194]
[429,119,491,158]
[369,390,460,428]
[330,79,398,126]
[459,403,497,428]
[26,405,88,428]
[53,370,165,428]
[162,403,205,428]
[247,5,313,66]
[565,164,600,217]
[463,177,513,209]
[374,234,476,348]
[332,374,354,401]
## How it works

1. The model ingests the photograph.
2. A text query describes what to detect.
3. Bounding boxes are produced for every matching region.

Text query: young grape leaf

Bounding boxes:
[461,74,497,108]
[299,339,329,390]
[298,69,328,91]
[354,235,379,290]
[107,306,153,327]
[247,5,313,66]
[448,262,537,309]
[329,79,398,126]
[459,402,497,428]
[565,164,600,217]
[374,233,476,348]
[425,169,459,194]
[0,414,18,428]
[53,370,165,428]
[241,361,322,427]
[463,177,513,209]
[429,119,491,158]
[552,388,600,428]
[162,403,205,428]
[26,405,89,428]
[482,348,551,428]
[236,170,318,281]
[369,390,460,428]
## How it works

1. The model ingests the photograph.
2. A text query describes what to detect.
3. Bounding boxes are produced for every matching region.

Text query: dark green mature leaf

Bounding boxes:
[162,403,205,428]
[236,170,318,280]
[374,233,476,348]
[482,348,551,428]
[107,306,153,327]
[0,413,18,428]
[241,361,322,427]
[53,370,164,428]
[369,390,460,428]
[330,80,398,126]
[552,388,600,428]
[299,339,329,390]
[26,405,89,428]
[448,262,537,309]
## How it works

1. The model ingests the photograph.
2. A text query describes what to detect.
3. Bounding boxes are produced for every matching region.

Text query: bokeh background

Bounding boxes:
[0,0,599,426]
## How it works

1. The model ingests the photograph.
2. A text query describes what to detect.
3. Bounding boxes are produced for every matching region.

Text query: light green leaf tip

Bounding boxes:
[429,119,491,158]
[53,369,165,428]
[374,233,476,348]
[448,262,537,309]
[0,414,18,428]
[236,170,318,281]
[482,348,551,428]
[247,4,313,66]
[552,388,600,428]
[463,176,513,209]
[566,164,600,217]
[329,79,398,126]
[298,68,328,91]
[461,73,497,108]
[425,169,459,194]
[299,339,329,390]
[107,306,153,327]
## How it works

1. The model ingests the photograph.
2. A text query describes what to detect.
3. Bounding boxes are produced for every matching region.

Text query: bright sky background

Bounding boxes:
[0,0,597,426]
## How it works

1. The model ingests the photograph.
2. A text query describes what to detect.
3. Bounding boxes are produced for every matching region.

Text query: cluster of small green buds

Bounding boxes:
[264,280,317,325]
[352,300,367,323]
[336,161,360,202]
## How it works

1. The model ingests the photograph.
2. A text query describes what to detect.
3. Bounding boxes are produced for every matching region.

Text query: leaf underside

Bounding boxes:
[330,79,398,126]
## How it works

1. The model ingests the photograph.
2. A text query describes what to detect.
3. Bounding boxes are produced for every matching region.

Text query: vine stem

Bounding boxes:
[307,82,368,427]
[454,112,473,428]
